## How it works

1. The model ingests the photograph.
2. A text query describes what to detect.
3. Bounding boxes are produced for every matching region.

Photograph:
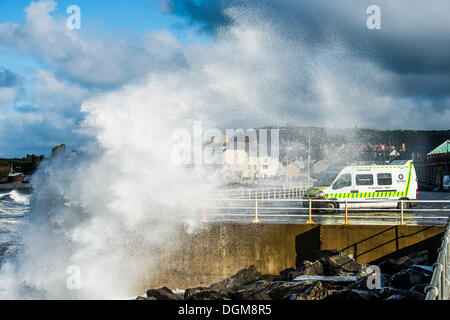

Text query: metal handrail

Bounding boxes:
[200,198,450,226]
[425,219,450,300]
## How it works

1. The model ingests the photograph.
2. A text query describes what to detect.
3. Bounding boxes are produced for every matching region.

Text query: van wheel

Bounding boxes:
[324,202,338,214]
[397,200,411,210]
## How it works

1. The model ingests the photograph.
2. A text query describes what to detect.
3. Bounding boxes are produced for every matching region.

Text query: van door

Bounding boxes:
[330,173,353,208]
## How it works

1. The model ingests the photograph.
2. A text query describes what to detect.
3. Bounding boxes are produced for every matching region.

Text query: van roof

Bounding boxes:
[351,160,411,166]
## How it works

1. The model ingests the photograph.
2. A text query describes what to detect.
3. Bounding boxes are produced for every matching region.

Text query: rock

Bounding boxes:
[377,286,425,300]
[408,250,429,265]
[388,268,429,290]
[385,294,407,300]
[279,267,296,281]
[310,250,345,261]
[238,280,271,291]
[294,260,324,276]
[231,288,271,300]
[396,256,415,269]
[259,274,281,282]
[385,291,425,301]
[324,289,380,301]
[146,287,180,300]
[378,258,401,276]
[328,254,362,274]
[266,281,312,300]
[410,283,427,295]
[184,287,229,300]
[288,281,331,300]
[209,265,261,293]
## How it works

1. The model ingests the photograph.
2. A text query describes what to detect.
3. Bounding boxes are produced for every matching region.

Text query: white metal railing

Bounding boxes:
[425,219,450,300]
[218,187,306,200]
[200,198,450,226]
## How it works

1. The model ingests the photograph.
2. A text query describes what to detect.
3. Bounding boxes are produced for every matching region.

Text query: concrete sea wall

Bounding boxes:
[137,223,445,292]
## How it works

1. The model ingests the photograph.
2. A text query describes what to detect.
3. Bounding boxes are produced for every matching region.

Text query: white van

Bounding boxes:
[304,160,418,210]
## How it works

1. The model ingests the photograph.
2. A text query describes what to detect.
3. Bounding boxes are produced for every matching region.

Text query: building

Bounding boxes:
[415,140,450,190]
[51,143,66,158]
[222,148,280,181]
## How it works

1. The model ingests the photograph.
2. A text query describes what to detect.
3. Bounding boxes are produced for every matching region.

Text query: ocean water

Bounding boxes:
[0,190,31,262]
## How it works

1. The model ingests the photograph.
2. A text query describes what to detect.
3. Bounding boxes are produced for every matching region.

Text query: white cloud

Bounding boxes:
[0,0,185,87]
[0,86,19,108]
[32,70,91,113]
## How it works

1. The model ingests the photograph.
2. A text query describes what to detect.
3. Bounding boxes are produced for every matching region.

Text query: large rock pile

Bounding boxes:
[138,250,432,301]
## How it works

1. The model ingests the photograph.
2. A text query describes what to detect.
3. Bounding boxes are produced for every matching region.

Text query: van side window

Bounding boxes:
[332,174,352,189]
[356,174,374,186]
[377,173,392,185]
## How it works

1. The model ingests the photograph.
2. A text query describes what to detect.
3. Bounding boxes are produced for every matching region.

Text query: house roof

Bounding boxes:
[427,140,450,156]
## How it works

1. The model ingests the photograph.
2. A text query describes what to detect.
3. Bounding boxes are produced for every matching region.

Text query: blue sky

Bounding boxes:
[0,0,180,33]
[0,0,210,157]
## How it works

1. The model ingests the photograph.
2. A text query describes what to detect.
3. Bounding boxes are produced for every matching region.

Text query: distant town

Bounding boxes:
[1,127,449,191]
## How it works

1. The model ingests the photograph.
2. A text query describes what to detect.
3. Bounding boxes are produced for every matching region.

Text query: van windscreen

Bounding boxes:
[315,173,338,186]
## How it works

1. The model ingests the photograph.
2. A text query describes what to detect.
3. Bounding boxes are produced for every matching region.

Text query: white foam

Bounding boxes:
[0,8,399,300]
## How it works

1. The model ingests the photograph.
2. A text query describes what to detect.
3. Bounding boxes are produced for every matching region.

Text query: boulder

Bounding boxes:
[378,259,401,277]
[410,283,427,295]
[294,260,324,276]
[238,280,272,292]
[279,267,296,281]
[146,287,180,300]
[287,281,330,300]
[310,250,345,261]
[184,287,230,300]
[209,265,261,293]
[327,254,362,274]
[396,256,415,269]
[266,281,312,300]
[324,289,380,301]
[231,288,271,300]
[385,292,425,301]
[259,274,281,282]
[388,268,429,290]
[408,250,429,265]
[377,286,425,300]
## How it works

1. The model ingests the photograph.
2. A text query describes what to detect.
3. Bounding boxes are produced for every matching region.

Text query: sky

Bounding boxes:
[0,0,449,157]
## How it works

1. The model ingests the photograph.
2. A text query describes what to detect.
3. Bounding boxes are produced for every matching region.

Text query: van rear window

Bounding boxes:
[356,174,373,185]
[377,173,392,185]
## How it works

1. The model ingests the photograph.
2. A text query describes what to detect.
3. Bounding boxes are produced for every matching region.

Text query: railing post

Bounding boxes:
[399,200,406,226]
[306,199,315,224]
[253,197,261,224]
[342,200,351,225]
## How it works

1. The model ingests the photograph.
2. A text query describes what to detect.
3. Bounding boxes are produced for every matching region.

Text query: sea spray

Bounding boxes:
[0,7,398,299]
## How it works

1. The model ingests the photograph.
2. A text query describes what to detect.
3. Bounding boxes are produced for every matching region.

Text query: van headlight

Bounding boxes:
[315,191,325,199]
